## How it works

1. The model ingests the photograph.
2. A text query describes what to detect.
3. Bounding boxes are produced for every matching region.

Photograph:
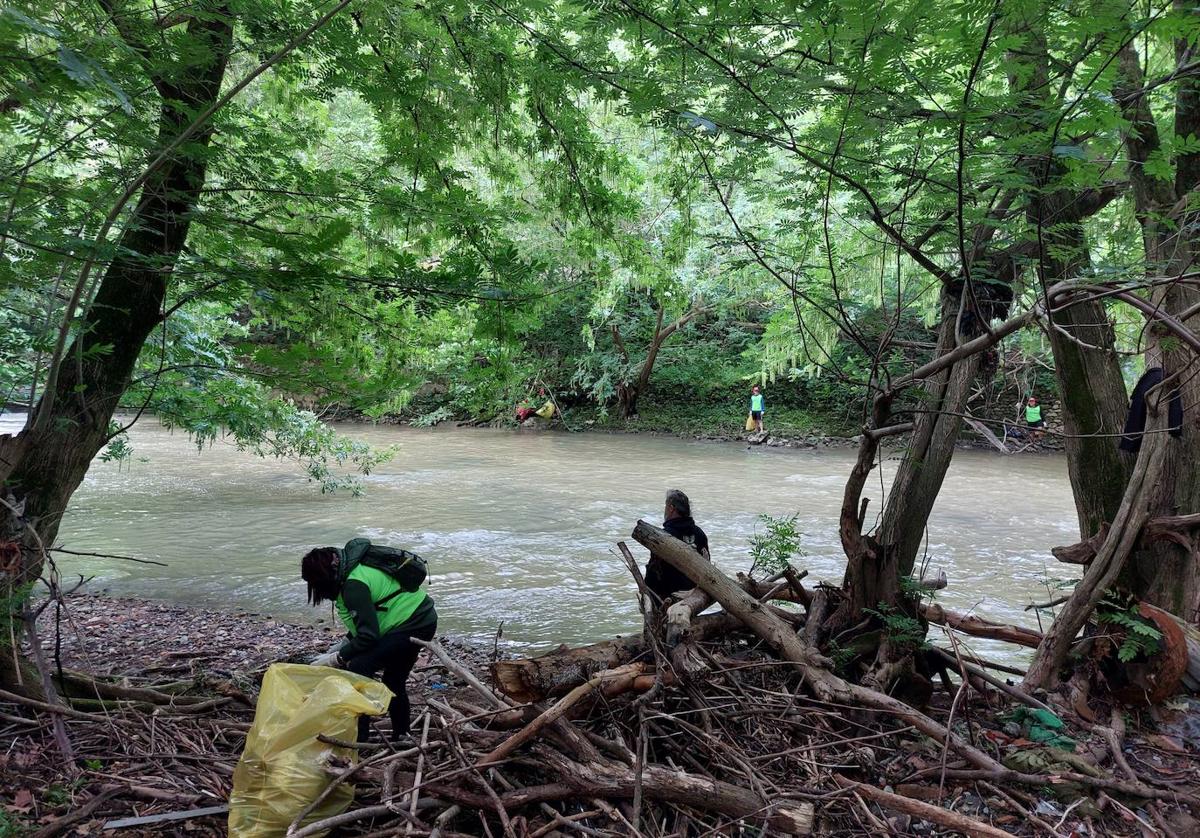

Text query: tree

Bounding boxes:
[0,0,625,692]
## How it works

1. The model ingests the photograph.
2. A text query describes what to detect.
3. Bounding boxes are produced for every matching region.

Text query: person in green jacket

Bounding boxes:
[1024,395,1045,442]
[749,385,765,433]
[302,540,437,742]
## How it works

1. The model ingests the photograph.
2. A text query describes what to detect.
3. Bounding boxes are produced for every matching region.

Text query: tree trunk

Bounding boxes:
[833,280,1006,652]
[1045,295,1133,537]
[1005,7,1134,540]
[1110,32,1200,619]
[614,304,705,419]
[875,280,1009,582]
[0,10,233,689]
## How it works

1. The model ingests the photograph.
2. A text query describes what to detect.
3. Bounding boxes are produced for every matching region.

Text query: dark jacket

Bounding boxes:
[645,516,710,601]
[1119,367,1183,453]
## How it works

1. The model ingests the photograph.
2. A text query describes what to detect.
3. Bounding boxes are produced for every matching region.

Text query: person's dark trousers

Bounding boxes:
[345,618,438,742]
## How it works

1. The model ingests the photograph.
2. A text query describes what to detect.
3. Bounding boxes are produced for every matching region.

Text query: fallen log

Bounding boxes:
[920,603,1043,649]
[963,415,1010,454]
[498,582,1044,704]
[492,613,741,703]
[664,587,714,648]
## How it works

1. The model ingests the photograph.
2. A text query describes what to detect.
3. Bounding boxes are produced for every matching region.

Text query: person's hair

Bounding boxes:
[665,489,691,518]
[301,547,341,605]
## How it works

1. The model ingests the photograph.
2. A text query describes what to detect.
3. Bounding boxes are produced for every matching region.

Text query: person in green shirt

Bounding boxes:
[302,540,437,742]
[1024,396,1045,441]
[749,385,765,433]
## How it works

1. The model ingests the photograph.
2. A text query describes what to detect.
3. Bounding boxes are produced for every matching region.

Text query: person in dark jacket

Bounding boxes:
[302,541,437,742]
[1119,367,1184,453]
[644,489,710,602]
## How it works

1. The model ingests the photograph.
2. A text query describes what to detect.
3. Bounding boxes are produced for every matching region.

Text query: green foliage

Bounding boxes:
[825,640,858,676]
[748,513,803,579]
[898,574,936,604]
[1097,594,1164,664]
[98,421,133,468]
[864,603,928,652]
[0,810,28,838]
[4,0,1198,515]
[411,406,453,427]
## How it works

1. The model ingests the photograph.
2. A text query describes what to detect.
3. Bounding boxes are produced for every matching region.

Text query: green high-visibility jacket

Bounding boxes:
[1025,404,1043,423]
[335,564,433,659]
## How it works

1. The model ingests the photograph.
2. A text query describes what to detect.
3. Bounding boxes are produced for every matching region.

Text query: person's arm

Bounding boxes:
[336,579,381,662]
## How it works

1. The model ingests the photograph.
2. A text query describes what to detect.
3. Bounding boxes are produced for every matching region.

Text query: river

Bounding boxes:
[2,414,1079,660]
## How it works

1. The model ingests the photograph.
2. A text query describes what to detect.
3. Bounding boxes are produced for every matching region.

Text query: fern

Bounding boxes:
[1096,595,1163,663]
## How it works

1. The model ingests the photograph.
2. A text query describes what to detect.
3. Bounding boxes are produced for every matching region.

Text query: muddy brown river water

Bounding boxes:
[2,414,1080,661]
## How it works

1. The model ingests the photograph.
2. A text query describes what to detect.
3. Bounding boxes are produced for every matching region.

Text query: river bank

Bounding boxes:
[1,593,492,836]
[367,388,1060,451]
[3,591,1198,836]
[394,409,1063,454]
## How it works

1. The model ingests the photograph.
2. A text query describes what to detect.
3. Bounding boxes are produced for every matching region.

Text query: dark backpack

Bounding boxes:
[339,538,428,600]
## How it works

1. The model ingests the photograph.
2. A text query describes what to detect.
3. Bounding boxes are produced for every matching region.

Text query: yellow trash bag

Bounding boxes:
[228,663,393,837]
[745,414,756,431]
[535,399,556,419]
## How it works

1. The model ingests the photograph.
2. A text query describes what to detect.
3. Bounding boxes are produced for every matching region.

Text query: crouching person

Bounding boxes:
[302,539,437,742]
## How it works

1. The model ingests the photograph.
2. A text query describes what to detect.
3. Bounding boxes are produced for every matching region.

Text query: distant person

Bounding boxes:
[1024,396,1045,441]
[644,489,711,602]
[302,539,436,743]
[516,389,555,425]
[749,385,765,433]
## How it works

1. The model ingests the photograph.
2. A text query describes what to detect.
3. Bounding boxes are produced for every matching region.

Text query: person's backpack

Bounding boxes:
[339,538,428,598]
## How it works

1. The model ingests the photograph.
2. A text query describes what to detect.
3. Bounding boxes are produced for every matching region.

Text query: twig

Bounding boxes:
[49,548,168,566]
[407,711,432,833]
[833,775,1012,838]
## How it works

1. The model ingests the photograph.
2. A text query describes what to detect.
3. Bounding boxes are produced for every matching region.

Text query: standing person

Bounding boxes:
[644,489,711,602]
[302,539,437,743]
[1024,395,1045,442]
[749,385,765,433]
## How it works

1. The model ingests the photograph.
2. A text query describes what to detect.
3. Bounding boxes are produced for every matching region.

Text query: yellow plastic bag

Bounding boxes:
[745,415,756,431]
[535,399,556,419]
[228,664,393,837]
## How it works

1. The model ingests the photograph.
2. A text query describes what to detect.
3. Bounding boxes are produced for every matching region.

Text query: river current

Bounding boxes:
[1,414,1079,660]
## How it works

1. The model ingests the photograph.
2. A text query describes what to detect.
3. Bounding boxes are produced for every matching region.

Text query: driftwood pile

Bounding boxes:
[3,525,1199,836]
[271,522,1198,836]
